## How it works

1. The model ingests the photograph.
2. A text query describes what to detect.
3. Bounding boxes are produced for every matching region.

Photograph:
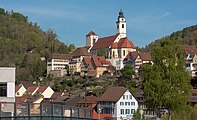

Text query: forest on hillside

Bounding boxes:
[144,24,197,50]
[0,8,75,82]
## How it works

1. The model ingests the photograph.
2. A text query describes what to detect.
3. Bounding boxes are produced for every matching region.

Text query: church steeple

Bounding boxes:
[116,9,126,38]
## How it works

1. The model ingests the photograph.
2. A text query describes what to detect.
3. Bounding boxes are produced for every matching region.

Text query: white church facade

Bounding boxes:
[86,10,136,70]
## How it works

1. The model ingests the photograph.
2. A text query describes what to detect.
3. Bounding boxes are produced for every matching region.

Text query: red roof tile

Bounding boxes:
[83,57,91,65]
[131,51,139,60]
[182,45,197,54]
[16,96,29,103]
[139,52,152,61]
[118,37,135,48]
[71,47,91,57]
[91,56,111,67]
[78,96,97,104]
[51,92,63,99]
[15,85,21,92]
[97,86,127,102]
[36,86,48,93]
[26,87,38,93]
[51,54,72,60]
[86,31,98,37]
[91,35,118,50]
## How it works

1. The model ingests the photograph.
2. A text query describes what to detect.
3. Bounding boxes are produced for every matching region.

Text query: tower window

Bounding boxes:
[123,50,126,56]
[93,39,96,44]
[117,25,119,29]
[122,24,124,28]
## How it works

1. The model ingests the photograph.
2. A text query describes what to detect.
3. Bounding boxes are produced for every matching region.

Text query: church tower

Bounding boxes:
[116,10,126,38]
[86,31,98,47]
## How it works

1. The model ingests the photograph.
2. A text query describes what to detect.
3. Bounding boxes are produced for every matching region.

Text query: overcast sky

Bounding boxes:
[1,0,197,47]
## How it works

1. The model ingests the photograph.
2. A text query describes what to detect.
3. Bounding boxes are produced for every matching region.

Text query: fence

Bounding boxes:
[0,102,91,119]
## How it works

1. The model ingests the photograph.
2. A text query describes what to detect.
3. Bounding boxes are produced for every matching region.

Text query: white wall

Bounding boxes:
[42,86,54,98]
[0,67,15,102]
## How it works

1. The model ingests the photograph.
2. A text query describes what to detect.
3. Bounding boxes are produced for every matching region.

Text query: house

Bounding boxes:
[87,10,136,70]
[97,86,139,120]
[47,53,72,77]
[125,51,152,75]
[15,84,26,97]
[68,47,91,74]
[81,56,114,77]
[0,67,16,116]
[183,45,197,78]
[34,86,54,98]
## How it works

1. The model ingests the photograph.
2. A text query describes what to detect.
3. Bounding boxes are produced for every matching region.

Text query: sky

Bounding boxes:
[0,0,197,47]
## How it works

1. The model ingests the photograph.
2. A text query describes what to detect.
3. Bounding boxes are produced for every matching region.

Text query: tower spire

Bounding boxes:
[116,10,126,38]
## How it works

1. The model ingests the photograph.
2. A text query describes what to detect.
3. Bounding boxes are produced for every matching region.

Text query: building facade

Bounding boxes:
[0,67,15,116]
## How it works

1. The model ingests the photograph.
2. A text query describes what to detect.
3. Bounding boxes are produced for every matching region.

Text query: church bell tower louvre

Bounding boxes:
[116,9,127,38]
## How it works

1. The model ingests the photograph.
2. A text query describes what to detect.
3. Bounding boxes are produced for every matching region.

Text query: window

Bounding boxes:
[129,95,132,99]
[125,102,127,106]
[131,102,135,105]
[117,25,119,29]
[123,50,125,56]
[0,83,7,97]
[120,102,124,106]
[128,102,130,106]
[131,109,135,114]
[126,95,128,99]
[120,109,124,115]
[122,24,124,28]
[123,95,125,99]
[125,109,130,114]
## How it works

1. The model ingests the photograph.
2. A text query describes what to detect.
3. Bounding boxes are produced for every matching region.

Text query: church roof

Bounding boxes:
[91,34,118,50]
[86,31,98,37]
[111,37,135,49]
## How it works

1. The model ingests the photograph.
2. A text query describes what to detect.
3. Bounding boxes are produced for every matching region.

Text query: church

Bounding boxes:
[86,10,136,70]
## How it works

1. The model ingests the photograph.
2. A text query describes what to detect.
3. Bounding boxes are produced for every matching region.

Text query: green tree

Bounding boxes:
[142,38,192,115]
[121,64,135,80]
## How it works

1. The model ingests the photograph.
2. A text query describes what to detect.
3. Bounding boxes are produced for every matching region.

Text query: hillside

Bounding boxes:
[0,8,75,82]
[144,24,197,50]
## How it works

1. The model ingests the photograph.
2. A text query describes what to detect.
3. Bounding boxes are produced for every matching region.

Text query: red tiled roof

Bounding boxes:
[36,86,48,93]
[78,96,97,104]
[139,52,152,61]
[86,31,98,37]
[118,37,135,48]
[71,47,91,57]
[51,54,72,60]
[192,89,197,94]
[131,51,138,60]
[15,85,21,92]
[97,86,127,102]
[51,92,63,99]
[16,96,29,103]
[91,35,118,50]
[92,56,112,68]
[26,87,38,93]
[182,45,197,54]
[83,57,91,66]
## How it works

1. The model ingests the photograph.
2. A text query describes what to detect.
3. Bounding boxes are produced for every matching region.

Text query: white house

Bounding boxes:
[0,67,15,116]
[87,10,136,70]
[15,84,26,97]
[97,86,139,120]
[47,54,72,77]
[35,86,54,98]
